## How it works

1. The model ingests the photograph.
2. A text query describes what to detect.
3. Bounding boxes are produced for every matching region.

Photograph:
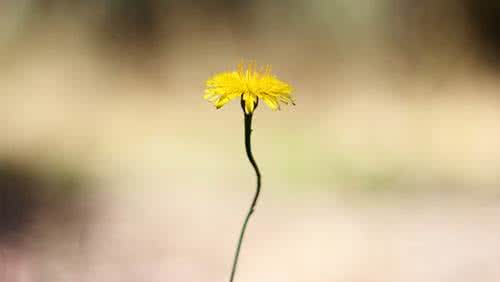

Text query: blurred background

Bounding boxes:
[1,0,500,281]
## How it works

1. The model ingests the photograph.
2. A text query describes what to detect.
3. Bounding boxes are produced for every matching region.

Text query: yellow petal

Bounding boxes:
[262,96,280,110]
[215,97,230,109]
[243,93,256,113]
[203,92,217,100]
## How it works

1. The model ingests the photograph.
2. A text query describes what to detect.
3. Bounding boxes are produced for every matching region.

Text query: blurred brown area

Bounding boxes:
[1,0,500,281]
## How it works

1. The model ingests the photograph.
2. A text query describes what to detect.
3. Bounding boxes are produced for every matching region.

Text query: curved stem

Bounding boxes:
[229,99,261,282]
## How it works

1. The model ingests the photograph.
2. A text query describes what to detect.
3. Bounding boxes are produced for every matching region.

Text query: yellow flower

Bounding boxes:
[204,62,294,113]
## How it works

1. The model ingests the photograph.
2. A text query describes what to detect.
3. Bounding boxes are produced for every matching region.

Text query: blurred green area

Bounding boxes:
[2,1,500,281]
[0,157,91,244]
[1,0,500,195]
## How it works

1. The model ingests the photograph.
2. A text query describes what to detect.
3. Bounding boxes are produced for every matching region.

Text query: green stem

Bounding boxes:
[229,99,262,282]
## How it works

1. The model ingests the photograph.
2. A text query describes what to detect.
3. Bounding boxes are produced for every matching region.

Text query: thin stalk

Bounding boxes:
[229,99,262,282]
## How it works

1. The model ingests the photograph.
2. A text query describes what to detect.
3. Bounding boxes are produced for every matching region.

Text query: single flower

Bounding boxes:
[204,62,295,282]
[204,62,295,113]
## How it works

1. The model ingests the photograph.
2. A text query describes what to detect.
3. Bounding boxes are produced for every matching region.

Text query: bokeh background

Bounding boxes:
[2,1,500,281]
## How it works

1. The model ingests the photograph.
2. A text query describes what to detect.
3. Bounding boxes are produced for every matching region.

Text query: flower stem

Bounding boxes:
[229,99,262,282]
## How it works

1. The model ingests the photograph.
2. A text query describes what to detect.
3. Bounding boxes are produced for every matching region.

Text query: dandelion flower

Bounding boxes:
[204,62,294,113]
[204,61,294,282]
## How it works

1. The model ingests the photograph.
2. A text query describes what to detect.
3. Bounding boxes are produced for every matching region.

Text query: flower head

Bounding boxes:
[204,62,294,114]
